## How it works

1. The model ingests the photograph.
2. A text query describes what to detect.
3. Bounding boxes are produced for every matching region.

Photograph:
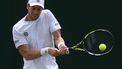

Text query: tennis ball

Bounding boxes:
[99,43,107,51]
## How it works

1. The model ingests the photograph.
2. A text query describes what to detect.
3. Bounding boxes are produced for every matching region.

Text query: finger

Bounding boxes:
[65,48,69,54]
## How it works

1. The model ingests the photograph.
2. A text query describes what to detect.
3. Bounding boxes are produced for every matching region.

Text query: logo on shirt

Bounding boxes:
[24,32,28,37]
[15,40,19,44]
[55,23,59,26]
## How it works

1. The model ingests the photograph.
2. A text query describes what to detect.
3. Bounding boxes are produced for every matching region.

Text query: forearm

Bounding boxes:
[23,49,41,60]
[53,30,69,55]
[52,30,66,48]
[55,37,65,47]
[18,44,48,60]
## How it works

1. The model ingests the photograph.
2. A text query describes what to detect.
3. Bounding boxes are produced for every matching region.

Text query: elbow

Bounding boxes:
[23,52,41,60]
[24,57,32,61]
[24,57,32,60]
[23,53,34,60]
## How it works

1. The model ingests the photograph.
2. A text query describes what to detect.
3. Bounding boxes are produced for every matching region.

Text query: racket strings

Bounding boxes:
[84,31,114,55]
[70,29,114,56]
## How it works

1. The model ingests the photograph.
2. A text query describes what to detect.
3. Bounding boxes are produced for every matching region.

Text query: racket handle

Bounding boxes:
[68,47,75,51]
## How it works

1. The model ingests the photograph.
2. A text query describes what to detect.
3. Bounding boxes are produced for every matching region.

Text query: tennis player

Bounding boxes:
[12,0,69,69]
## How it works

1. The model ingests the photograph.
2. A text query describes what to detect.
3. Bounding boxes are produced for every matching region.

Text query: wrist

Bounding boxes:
[58,42,65,48]
[40,47,49,55]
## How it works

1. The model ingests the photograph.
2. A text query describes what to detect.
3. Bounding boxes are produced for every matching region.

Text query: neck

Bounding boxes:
[25,14,36,21]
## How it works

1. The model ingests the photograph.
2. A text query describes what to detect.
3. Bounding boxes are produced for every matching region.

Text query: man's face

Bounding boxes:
[27,4,43,20]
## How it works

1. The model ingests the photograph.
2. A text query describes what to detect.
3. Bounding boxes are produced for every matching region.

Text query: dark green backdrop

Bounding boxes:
[1,0,122,69]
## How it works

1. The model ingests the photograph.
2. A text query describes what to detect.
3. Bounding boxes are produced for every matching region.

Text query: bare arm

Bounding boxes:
[17,44,41,60]
[18,44,61,60]
[52,29,65,47]
[52,29,69,55]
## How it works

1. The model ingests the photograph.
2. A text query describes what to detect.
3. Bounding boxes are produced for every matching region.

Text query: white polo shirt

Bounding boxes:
[12,9,61,69]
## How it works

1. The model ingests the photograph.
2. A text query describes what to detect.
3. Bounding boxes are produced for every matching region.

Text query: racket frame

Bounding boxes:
[70,29,114,56]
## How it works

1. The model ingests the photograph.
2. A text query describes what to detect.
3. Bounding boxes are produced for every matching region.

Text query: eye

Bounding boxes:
[32,7,36,10]
[37,8,41,11]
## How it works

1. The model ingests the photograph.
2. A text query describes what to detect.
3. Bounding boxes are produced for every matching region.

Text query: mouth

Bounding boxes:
[32,14,39,18]
[33,14,38,17]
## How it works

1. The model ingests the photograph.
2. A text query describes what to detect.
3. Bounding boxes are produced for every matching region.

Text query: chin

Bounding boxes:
[32,16,39,20]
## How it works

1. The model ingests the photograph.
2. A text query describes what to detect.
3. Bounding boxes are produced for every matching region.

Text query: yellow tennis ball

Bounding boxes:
[99,43,107,51]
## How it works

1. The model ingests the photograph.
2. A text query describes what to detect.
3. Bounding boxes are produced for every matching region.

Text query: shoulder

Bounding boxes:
[13,16,25,31]
[39,9,55,22]
[41,9,53,15]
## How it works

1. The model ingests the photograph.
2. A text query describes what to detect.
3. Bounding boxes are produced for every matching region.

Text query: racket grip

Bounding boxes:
[68,47,74,51]
[68,47,77,53]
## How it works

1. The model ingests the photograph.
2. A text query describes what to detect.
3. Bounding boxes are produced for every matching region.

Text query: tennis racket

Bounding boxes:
[69,29,114,56]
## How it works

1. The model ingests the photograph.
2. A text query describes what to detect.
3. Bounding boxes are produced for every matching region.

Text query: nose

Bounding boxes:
[33,10,40,15]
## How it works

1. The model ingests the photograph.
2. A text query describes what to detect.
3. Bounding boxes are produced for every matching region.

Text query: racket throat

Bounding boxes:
[69,47,85,51]
[74,48,85,51]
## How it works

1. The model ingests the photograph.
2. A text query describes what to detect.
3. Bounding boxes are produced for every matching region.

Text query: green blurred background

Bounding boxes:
[1,0,122,69]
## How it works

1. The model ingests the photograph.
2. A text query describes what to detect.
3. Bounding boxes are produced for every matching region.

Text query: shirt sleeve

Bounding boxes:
[12,27,28,48]
[46,10,61,33]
